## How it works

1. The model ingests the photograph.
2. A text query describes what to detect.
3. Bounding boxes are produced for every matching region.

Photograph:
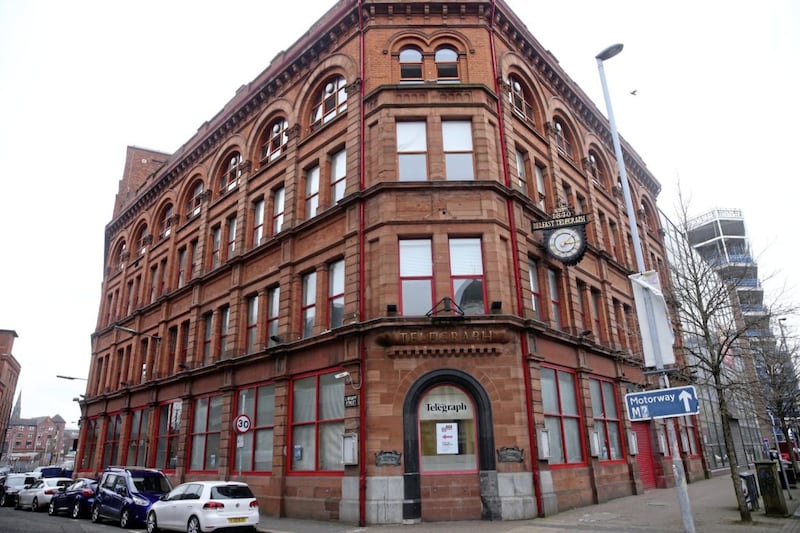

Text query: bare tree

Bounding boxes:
[661,190,794,523]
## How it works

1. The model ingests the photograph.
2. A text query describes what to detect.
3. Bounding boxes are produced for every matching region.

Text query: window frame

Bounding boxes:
[435,46,459,83]
[396,121,428,182]
[302,272,317,338]
[261,118,289,163]
[233,383,276,473]
[399,46,423,83]
[328,259,345,329]
[246,294,259,353]
[288,371,345,474]
[272,187,285,235]
[589,377,624,463]
[219,152,242,194]
[266,286,280,347]
[448,237,485,315]
[310,75,348,131]
[442,120,475,181]
[399,239,434,316]
[125,407,150,467]
[154,400,182,472]
[541,365,585,467]
[188,394,223,472]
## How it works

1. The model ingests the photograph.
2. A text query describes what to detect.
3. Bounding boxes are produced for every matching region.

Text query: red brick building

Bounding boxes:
[75,0,702,524]
[0,330,21,464]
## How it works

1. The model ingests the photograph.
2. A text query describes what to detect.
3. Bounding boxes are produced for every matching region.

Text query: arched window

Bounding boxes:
[399,47,423,83]
[158,203,174,240]
[435,46,459,82]
[310,76,348,131]
[508,75,533,122]
[134,224,150,256]
[260,118,288,162]
[553,118,573,158]
[587,151,608,189]
[219,152,242,194]
[186,180,204,218]
[113,240,127,271]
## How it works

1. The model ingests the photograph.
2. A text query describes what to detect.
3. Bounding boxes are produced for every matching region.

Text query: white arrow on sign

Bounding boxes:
[678,390,693,412]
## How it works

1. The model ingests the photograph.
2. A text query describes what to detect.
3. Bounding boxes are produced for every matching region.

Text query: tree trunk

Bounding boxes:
[717,374,752,523]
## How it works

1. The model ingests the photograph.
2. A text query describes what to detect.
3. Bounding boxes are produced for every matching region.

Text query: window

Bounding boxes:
[677,416,699,455]
[189,239,200,279]
[261,118,288,162]
[219,306,230,358]
[102,414,122,467]
[252,199,265,247]
[272,187,285,235]
[588,151,606,188]
[187,180,204,218]
[210,226,222,270]
[290,372,344,472]
[442,120,474,180]
[435,46,459,82]
[400,239,433,316]
[266,286,280,347]
[534,164,547,210]
[126,408,150,466]
[515,148,528,192]
[419,385,477,472]
[202,313,213,365]
[330,149,346,203]
[449,238,484,314]
[235,385,276,472]
[134,225,149,256]
[159,258,168,296]
[553,119,572,158]
[397,121,428,181]
[93,420,111,467]
[589,378,622,461]
[159,204,174,240]
[328,259,344,329]
[246,295,259,353]
[591,290,604,341]
[189,395,222,471]
[508,75,533,121]
[576,281,587,330]
[305,165,320,219]
[548,268,562,329]
[541,366,583,465]
[225,215,237,260]
[179,321,189,369]
[399,46,423,82]
[302,272,317,338]
[220,152,242,193]
[177,248,187,289]
[311,75,347,131]
[528,258,541,320]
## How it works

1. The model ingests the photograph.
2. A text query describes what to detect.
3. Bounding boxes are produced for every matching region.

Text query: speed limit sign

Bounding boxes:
[234,414,252,434]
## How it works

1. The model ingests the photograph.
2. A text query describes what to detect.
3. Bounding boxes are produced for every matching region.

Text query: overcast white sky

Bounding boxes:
[1,0,798,428]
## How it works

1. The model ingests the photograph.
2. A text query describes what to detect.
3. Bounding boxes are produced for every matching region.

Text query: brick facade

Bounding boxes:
[75,0,703,525]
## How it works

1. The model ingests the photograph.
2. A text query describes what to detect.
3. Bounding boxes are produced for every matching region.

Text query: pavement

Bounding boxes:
[255,471,800,533]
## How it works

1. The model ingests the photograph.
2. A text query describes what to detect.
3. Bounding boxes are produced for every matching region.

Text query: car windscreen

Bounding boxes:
[210,485,255,499]
[132,474,171,493]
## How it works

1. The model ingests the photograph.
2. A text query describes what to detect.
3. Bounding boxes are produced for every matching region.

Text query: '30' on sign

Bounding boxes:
[234,414,252,434]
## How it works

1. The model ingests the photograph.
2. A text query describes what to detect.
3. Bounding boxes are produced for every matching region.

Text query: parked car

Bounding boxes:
[91,466,172,528]
[15,476,72,511]
[48,477,98,518]
[146,481,259,533]
[0,473,38,507]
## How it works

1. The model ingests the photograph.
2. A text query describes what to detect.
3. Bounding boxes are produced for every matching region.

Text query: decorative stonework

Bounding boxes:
[376,450,402,467]
[497,446,524,463]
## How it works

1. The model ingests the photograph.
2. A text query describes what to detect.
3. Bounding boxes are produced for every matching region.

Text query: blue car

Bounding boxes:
[91,467,172,528]
[48,477,98,519]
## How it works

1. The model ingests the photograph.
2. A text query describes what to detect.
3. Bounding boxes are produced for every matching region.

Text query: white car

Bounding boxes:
[146,481,258,533]
[16,477,72,511]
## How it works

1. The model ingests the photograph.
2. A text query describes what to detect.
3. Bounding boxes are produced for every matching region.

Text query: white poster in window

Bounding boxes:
[436,422,459,455]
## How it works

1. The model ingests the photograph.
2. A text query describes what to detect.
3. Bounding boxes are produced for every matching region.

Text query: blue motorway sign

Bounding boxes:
[625,385,699,421]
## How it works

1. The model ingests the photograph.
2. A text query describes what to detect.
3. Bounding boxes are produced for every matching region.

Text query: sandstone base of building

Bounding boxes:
[498,472,537,519]
[537,469,559,516]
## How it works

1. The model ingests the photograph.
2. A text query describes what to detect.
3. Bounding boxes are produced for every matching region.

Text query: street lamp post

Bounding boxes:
[596,44,695,533]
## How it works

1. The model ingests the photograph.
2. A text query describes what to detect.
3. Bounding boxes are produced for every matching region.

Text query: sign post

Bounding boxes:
[234,411,251,480]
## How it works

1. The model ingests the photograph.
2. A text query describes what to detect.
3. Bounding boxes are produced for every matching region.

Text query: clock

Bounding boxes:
[545,226,587,265]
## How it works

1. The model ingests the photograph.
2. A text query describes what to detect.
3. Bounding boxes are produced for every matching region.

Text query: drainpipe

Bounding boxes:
[357,0,367,527]
[488,0,544,517]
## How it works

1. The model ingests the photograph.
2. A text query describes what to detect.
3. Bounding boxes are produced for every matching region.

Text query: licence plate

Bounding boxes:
[228,517,247,524]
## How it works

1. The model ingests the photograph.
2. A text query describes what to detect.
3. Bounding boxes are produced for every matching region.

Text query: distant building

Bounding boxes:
[0,330,21,463]
[3,413,67,471]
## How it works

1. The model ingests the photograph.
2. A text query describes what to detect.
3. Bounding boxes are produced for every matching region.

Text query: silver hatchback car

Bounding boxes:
[146,481,258,533]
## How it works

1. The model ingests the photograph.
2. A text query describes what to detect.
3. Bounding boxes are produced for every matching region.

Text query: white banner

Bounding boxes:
[629,271,675,367]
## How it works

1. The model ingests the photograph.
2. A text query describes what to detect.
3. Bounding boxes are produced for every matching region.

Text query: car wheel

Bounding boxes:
[187,515,201,533]
[146,511,159,533]
[48,499,56,515]
[71,500,81,519]
[120,508,130,529]
[31,497,38,512]
[91,503,101,523]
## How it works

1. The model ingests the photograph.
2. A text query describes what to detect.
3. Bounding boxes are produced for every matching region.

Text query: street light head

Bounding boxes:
[596,43,624,61]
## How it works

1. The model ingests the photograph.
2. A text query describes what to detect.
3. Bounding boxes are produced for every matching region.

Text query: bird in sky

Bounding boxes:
[630,89,638,96]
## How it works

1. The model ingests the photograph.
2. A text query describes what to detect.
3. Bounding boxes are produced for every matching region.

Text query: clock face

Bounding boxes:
[546,226,587,264]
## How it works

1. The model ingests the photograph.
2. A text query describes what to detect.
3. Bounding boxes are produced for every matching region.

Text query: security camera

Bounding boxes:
[334,371,350,380]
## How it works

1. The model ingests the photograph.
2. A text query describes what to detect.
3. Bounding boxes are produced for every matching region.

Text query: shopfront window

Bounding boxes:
[418,385,477,472]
